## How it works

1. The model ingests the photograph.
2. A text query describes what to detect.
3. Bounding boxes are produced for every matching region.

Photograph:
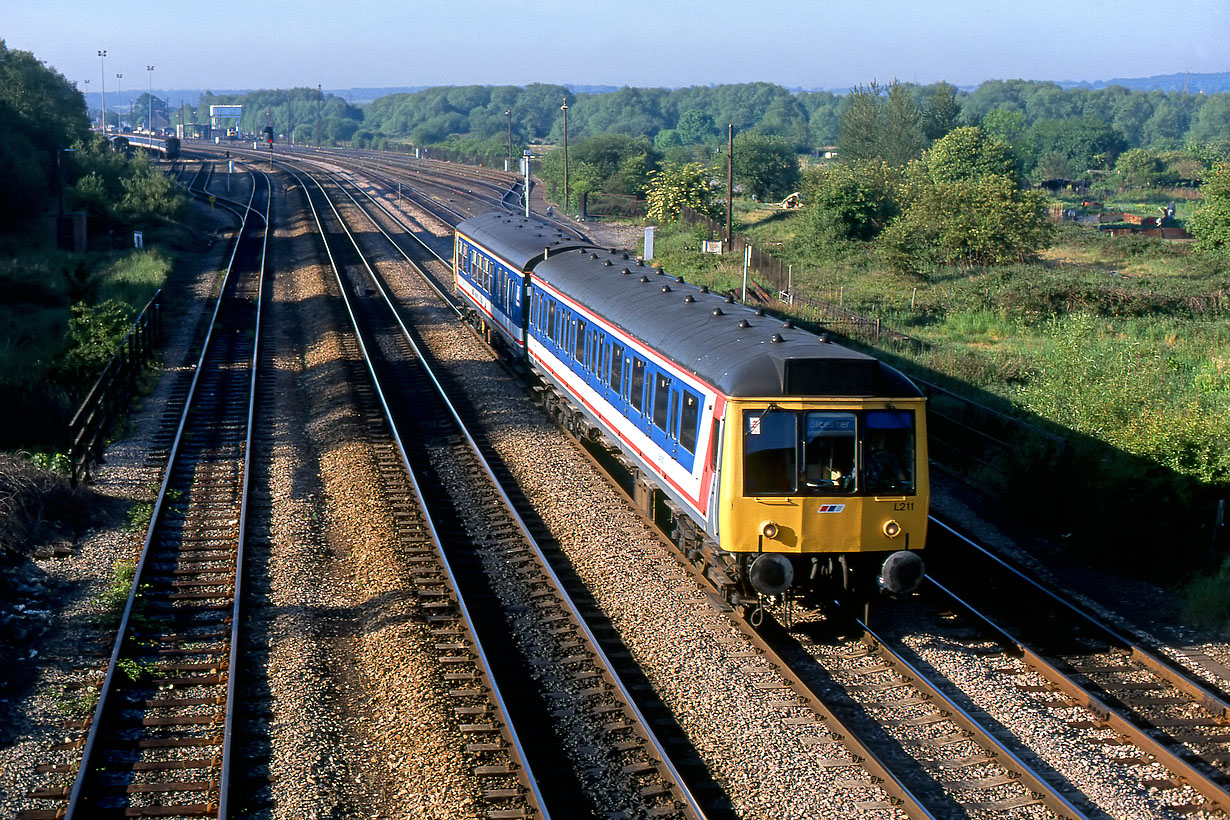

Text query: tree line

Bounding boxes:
[356,79,1230,170]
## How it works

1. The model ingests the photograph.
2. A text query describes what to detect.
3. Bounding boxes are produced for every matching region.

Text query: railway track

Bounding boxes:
[269,149,1230,818]
[136,145,1229,818]
[921,517,1230,815]
[272,153,1079,817]
[18,170,270,820]
[286,162,709,818]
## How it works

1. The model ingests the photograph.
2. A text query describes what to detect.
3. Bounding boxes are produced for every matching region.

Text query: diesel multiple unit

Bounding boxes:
[454,212,928,604]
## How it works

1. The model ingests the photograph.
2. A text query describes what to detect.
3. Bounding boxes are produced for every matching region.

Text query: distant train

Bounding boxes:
[110,134,179,160]
[454,212,928,605]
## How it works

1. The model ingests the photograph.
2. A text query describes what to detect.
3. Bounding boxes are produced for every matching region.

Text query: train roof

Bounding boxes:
[533,245,922,400]
[457,212,591,271]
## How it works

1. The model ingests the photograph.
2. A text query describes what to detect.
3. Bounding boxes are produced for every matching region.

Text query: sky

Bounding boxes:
[5,0,1229,95]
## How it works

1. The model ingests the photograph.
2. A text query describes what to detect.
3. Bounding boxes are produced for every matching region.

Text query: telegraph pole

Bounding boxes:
[315,84,322,147]
[97,50,107,133]
[147,66,155,133]
[726,124,734,248]
[560,99,569,216]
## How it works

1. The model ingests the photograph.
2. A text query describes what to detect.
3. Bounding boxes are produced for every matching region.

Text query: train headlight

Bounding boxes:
[882,520,902,538]
[760,521,779,540]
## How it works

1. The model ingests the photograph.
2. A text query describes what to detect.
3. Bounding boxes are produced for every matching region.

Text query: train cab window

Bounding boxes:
[862,411,915,495]
[609,345,624,391]
[679,390,700,453]
[743,410,797,495]
[802,412,856,493]
[652,375,672,431]
[629,358,646,413]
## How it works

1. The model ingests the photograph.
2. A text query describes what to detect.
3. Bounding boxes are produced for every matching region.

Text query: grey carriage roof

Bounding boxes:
[457,212,591,271]
[456,213,921,400]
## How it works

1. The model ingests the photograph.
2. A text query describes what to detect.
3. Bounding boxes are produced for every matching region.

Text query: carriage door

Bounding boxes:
[650,373,675,459]
[668,384,682,459]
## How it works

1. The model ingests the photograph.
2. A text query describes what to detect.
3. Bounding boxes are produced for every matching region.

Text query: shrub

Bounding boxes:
[55,299,135,389]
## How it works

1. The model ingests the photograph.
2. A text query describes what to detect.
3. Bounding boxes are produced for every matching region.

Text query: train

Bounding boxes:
[453,212,928,606]
[109,134,179,159]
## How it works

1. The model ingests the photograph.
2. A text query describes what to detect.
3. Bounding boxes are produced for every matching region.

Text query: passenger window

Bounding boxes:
[652,374,672,431]
[609,345,624,390]
[630,358,646,412]
[679,391,700,453]
[574,320,586,363]
[744,411,798,495]
[591,331,600,373]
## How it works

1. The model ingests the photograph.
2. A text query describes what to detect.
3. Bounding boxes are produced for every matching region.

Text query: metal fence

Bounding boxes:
[67,290,163,485]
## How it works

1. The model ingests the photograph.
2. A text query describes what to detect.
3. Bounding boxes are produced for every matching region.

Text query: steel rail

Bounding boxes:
[284,162,555,818]
[929,515,1230,722]
[857,617,1093,819]
[296,162,712,818]
[61,169,265,820]
[566,437,946,818]
[926,573,1230,814]
[217,169,271,819]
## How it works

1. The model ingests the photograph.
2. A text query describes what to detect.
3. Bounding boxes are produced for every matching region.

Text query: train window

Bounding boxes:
[629,358,646,412]
[574,320,586,363]
[652,374,672,431]
[802,412,856,494]
[590,330,599,373]
[744,410,797,495]
[862,411,915,495]
[609,345,624,390]
[679,391,700,453]
[546,301,555,337]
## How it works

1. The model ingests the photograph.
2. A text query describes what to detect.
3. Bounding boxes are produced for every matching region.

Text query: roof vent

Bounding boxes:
[738,319,751,328]
[676,276,685,284]
[724,294,735,304]
[771,333,784,343]
[589,253,599,260]
[662,285,672,293]
[712,307,724,316]
[754,308,765,316]
[621,253,630,260]
[782,320,794,329]
[640,276,650,283]
[621,268,631,275]
[684,295,695,303]
[819,333,831,343]
[603,259,613,266]
[699,285,709,293]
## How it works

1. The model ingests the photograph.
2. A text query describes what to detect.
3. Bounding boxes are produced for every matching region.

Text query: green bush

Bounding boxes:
[55,299,136,388]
